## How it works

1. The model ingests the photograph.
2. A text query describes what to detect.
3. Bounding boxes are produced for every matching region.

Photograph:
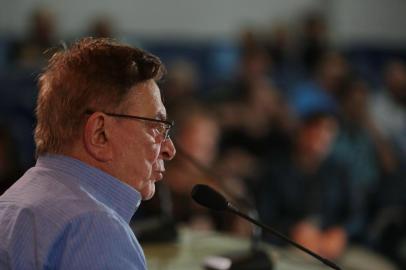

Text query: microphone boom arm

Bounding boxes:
[226,202,342,270]
[191,184,341,270]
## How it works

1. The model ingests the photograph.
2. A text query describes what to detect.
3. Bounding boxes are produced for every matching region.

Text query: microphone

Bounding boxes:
[191,184,342,270]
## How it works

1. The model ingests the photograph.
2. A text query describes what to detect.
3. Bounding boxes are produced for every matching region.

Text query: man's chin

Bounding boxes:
[140,184,155,201]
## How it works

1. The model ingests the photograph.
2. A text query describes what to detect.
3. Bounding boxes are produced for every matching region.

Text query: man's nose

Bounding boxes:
[161,138,176,160]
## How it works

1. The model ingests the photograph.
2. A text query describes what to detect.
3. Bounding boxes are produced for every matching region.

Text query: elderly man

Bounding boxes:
[0,38,176,269]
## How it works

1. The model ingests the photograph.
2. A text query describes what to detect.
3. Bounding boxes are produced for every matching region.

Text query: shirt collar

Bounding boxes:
[36,154,142,223]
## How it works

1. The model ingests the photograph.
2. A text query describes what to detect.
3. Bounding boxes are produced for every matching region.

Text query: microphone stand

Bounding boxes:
[176,145,273,270]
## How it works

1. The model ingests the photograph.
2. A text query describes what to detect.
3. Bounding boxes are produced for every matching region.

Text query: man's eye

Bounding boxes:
[153,124,165,134]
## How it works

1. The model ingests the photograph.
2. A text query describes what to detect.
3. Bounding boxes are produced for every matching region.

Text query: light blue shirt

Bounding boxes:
[0,154,146,270]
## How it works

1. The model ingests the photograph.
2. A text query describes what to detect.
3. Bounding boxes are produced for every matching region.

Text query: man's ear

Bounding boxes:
[83,112,113,162]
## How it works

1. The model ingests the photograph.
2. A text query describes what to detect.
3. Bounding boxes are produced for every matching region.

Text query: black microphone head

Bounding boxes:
[191,184,228,211]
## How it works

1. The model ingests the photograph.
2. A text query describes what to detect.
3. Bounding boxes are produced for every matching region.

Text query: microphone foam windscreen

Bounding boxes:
[191,184,228,211]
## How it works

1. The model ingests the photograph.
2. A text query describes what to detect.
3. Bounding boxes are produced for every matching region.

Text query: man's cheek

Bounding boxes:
[150,145,161,160]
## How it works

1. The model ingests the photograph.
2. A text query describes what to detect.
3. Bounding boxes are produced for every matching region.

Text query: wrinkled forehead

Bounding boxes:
[123,80,167,119]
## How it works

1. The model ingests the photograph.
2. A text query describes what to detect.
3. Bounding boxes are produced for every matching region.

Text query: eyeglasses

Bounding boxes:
[85,110,174,140]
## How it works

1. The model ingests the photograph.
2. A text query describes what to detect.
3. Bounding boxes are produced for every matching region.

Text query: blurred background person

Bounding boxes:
[160,59,200,114]
[369,60,406,167]
[87,16,115,38]
[257,111,350,260]
[11,7,57,69]
[331,77,399,244]
[367,60,406,270]
[288,51,349,121]
[297,12,329,74]
[137,103,255,236]
[164,104,221,230]
[135,104,222,231]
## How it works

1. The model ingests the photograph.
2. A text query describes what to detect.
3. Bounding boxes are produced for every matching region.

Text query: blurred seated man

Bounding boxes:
[368,60,406,269]
[331,78,399,243]
[157,104,221,230]
[137,103,257,237]
[168,106,218,186]
[369,60,406,166]
[257,111,350,260]
[0,38,176,269]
